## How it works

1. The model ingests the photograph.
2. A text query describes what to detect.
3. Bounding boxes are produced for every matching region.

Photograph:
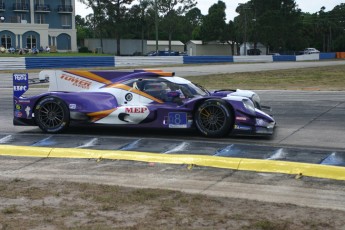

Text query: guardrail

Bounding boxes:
[0,57,26,70]
[115,56,183,67]
[184,56,233,64]
[0,53,342,70]
[336,52,345,59]
[25,56,115,69]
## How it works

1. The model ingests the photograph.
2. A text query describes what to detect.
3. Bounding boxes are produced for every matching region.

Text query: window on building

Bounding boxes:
[35,0,44,4]
[0,0,5,10]
[1,34,12,49]
[26,35,37,49]
[10,14,26,23]
[61,0,71,5]
[35,0,44,10]
[15,0,28,10]
[16,0,27,4]
[61,15,71,27]
[35,14,45,24]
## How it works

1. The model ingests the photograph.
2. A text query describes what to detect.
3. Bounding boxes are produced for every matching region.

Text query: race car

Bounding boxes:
[13,69,275,137]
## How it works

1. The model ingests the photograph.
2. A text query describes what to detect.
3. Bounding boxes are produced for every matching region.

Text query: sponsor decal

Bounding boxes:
[236,116,247,121]
[13,73,29,98]
[15,104,22,110]
[25,106,31,117]
[69,104,77,110]
[18,99,31,104]
[13,85,28,91]
[15,111,23,118]
[234,125,252,131]
[60,74,92,89]
[125,93,133,101]
[125,107,148,113]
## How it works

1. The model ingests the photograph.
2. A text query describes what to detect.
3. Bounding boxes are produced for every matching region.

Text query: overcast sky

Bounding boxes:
[75,0,343,20]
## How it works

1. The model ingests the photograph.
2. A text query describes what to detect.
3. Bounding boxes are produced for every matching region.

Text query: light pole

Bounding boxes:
[154,0,158,53]
[140,0,144,55]
[238,3,251,56]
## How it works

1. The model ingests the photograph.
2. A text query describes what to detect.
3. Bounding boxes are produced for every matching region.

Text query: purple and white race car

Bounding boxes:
[13,69,275,137]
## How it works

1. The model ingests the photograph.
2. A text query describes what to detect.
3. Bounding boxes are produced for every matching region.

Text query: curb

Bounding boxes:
[1,145,345,181]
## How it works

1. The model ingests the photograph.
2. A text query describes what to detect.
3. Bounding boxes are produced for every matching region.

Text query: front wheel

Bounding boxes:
[194,99,233,137]
[35,97,70,133]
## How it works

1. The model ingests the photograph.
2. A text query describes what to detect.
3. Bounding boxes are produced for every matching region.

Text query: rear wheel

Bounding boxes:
[35,97,70,133]
[194,99,233,137]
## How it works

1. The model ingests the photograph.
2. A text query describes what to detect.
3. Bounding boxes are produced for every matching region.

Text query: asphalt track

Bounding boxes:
[1,61,345,181]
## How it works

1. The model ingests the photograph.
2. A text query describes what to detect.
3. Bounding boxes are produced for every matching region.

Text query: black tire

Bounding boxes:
[194,99,233,137]
[35,97,70,133]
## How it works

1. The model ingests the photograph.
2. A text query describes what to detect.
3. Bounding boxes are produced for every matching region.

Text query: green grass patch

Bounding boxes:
[184,65,345,91]
[0,52,111,57]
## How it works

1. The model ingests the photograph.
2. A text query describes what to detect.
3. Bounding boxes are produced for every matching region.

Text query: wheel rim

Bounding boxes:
[38,101,65,129]
[198,105,226,132]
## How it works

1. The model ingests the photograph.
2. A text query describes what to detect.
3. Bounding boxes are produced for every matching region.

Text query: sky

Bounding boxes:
[75,0,343,21]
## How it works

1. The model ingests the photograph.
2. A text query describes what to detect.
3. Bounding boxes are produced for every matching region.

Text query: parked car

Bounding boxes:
[146,50,179,56]
[268,53,280,56]
[13,69,275,137]
[247,48,261,55]
[303,48,320,54]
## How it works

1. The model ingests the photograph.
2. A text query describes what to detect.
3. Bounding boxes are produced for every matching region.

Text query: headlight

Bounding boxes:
[243,99,255,114]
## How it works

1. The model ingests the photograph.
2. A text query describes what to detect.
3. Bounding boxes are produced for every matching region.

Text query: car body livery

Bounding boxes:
[13,69,275,137]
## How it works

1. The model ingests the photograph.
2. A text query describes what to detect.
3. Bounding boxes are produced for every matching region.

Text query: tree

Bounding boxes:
[327,3,345,51]
[156,0,197,52]
[78,0,107,53]
[180,7,203,42]
[200,1,227,43]
[101,0,135,55]
[75,15,93,47]
[235,0,302,54]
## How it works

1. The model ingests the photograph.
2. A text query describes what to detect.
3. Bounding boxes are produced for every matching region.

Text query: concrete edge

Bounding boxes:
[1,145,345,181]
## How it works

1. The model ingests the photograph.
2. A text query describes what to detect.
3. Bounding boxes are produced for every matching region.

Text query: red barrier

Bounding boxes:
[336,52,345,59]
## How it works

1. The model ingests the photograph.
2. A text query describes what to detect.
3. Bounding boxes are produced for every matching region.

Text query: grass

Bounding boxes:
[184,65,345,91]
[24,63,345,91]
[0,52,111,57]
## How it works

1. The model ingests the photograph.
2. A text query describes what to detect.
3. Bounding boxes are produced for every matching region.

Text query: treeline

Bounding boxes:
[76,0,345,55]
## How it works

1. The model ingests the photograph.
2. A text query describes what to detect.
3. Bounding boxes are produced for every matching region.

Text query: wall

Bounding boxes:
[0,53,340,70]
[186,43,233,56]
[146,45,184,53]
[84,39,147,56]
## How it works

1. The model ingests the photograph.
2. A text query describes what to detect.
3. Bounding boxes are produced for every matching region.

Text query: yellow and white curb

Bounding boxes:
[1,145,345,181]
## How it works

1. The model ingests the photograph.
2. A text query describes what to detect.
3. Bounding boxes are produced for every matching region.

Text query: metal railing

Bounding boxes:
[0,2,5,11]
[57,5,73,13]
[35,4,51,12]
[13,3,29,11]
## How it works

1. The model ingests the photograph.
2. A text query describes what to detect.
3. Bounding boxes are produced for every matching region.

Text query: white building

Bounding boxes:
[146,40,184,54]
[186,40,236,56]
